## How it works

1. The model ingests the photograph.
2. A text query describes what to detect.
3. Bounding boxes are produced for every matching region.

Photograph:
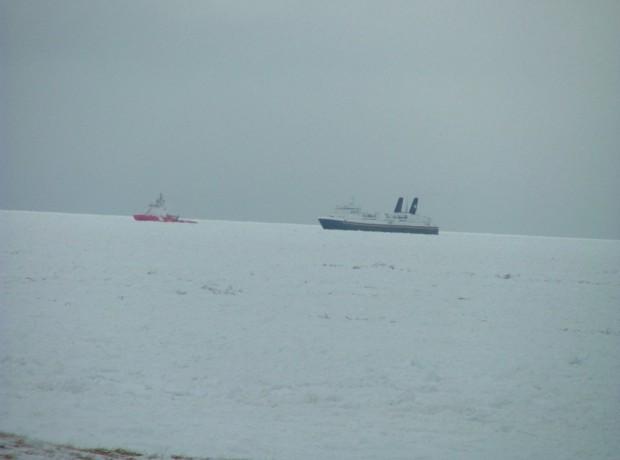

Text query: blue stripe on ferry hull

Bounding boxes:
[318,218,439,235]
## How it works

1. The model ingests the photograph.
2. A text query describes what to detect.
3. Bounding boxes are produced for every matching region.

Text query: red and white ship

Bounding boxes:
[133,194,197,224]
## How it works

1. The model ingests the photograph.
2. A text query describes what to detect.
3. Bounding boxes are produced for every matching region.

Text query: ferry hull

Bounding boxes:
[133,214,197,224]
[319,217,438,235]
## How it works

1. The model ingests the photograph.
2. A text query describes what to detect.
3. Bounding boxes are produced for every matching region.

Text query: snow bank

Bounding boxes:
[1,211,619,459]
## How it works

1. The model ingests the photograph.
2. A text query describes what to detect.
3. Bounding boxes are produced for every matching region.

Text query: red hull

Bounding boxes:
[133,214,197,224]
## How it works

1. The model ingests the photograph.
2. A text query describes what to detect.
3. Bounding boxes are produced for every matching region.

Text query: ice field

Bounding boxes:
[1,210,619,459]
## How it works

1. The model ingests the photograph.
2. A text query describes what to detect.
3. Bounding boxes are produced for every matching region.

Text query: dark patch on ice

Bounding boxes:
[371,262,396,270]
[561,327,619,336]
[569,355,587,366]
[201,283,242,296]
[0,431,246,460]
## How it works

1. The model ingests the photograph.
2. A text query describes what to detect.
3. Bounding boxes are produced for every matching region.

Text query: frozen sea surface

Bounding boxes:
[1,211,619,459]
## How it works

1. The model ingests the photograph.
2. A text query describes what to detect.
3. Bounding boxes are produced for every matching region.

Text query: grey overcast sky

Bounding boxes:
[1,1,619,238]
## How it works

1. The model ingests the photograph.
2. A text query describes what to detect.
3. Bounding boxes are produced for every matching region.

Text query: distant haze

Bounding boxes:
[2,1,619,239]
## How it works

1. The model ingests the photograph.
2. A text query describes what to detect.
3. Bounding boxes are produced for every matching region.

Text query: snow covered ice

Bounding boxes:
[1,210,619,459]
